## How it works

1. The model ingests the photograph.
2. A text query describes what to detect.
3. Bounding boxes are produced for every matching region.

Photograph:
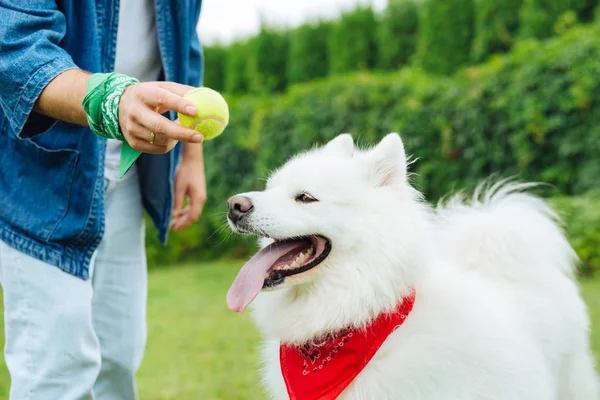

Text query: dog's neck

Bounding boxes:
[250,270,418,346]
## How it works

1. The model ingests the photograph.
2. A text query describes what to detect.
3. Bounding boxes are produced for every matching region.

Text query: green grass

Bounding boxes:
[0,260,266,400]
[1,261,599,399]
[581,277,600,359]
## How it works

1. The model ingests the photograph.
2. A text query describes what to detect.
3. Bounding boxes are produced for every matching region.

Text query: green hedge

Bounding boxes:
[287,21,332,85]
[376,0,420,70]
[328,5,378,75]
[149,24,600,269]
[224,41,252,93]
[203,1,600,94]
[550,191,600,277]
[472,0,523,62]
[519,0,598,38]
[246,26,290,94]
[416,0,476,75]
[202,45,227,92]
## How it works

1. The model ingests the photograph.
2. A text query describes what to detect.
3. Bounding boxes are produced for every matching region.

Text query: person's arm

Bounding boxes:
[33,69,92,127]
[34,69,206,155]
[0,2,203,155]
[0,1,80,139]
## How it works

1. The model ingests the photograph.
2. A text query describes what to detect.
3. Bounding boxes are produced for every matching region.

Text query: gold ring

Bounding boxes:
[149,132,156,144]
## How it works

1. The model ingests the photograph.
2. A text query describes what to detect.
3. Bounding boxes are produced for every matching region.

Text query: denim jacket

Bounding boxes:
[0,0,204,279]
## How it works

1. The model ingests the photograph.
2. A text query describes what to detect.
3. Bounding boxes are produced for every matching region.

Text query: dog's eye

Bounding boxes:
[295,192,318,203]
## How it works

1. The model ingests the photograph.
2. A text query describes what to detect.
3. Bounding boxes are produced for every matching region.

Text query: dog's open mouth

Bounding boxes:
[227,235,331,313]
[263,236,331,287]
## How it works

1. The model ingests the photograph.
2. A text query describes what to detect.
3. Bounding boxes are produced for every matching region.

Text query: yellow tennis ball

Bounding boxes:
[178,87,229,140]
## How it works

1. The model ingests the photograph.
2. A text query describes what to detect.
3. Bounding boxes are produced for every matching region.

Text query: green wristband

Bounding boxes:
[82,72,139,141]
[82,72,142,178]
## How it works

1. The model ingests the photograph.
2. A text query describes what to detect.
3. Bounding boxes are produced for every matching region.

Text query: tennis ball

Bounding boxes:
[178,87,229,140]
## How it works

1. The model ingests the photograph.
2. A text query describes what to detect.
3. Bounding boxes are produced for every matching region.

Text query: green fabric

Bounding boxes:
[82,72,139,140]
[82,72,141,179]
[119,143,142,178]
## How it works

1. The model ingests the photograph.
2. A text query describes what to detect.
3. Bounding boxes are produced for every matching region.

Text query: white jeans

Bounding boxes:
[0,175,147,400]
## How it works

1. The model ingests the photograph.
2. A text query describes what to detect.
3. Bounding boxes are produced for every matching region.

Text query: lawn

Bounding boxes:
[0,260,266,400]
[1,261,599,399]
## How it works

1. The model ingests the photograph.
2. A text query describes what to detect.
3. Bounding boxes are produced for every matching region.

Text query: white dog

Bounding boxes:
[225,133,599,400]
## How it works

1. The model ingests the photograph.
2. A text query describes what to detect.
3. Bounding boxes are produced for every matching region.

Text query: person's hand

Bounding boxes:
[170,143,207,231]
[118,81,203,154]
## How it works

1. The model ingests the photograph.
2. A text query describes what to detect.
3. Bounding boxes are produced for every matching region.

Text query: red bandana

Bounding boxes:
[279,291,416,400]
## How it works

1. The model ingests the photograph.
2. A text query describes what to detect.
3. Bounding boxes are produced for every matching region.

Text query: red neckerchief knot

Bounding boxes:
[279,290,416,400]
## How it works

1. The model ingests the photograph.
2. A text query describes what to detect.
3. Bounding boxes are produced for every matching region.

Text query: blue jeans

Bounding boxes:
[0,174,147,400]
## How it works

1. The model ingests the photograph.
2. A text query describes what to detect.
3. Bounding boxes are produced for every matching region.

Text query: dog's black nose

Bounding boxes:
[227,195,254,223]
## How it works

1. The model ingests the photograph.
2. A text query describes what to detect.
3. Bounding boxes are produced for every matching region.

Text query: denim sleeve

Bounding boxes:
[188,30,203,88]
[188,0,203,88]
[0,1,78,139]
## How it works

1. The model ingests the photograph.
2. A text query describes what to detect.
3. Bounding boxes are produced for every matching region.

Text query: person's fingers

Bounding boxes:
[119,84,193,153]
[137,86,197,116]
[171,206,190,230]
[172,210,193,231]
[171,187,205,231]
[123,123,176,154]
[155,81,196,97]
[152,133,170,147]
[177,195,202,230]
[187,187,205,223]
[133,106,203,143]
[172,178,186,218]
[147,106,175,147]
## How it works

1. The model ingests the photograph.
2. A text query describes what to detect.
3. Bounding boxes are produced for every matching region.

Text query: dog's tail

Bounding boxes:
[434,179,578,282]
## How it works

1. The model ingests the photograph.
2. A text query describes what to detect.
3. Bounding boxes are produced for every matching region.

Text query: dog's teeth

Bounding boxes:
[293,246,315,266]
[270,246,316,274]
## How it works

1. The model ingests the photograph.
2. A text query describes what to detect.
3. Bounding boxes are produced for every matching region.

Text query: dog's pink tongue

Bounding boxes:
[227,240,304,313]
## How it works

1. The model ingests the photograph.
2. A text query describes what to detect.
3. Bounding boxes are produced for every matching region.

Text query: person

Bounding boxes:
[0,0,207,398]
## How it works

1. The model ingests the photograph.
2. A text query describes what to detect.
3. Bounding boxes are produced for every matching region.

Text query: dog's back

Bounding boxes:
[435,180,576,282]
[434,180,599,399]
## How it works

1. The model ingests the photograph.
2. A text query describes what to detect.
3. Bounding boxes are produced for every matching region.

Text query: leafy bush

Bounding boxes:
[328,5,379,75]
[377,0,420,70]
[224,40,251,94]
[147,24,600,266]
[202,45,227,92]
[416,0,476,75]
[579,0,600,21]
[207,1,600,93]
[550,191,600,277]
[519,0,598,38]
[471,0,523,62]
[287,20,332,85]
[246,26,290,93]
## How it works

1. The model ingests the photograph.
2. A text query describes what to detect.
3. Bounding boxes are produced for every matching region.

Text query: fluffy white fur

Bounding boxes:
[228,133,599,399]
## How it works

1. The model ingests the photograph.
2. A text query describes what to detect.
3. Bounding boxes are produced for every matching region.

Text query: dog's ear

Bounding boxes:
[366,133,407,187]
[321,133,354,157]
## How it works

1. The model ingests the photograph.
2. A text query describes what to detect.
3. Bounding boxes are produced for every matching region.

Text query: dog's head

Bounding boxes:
[226,133,431,341]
